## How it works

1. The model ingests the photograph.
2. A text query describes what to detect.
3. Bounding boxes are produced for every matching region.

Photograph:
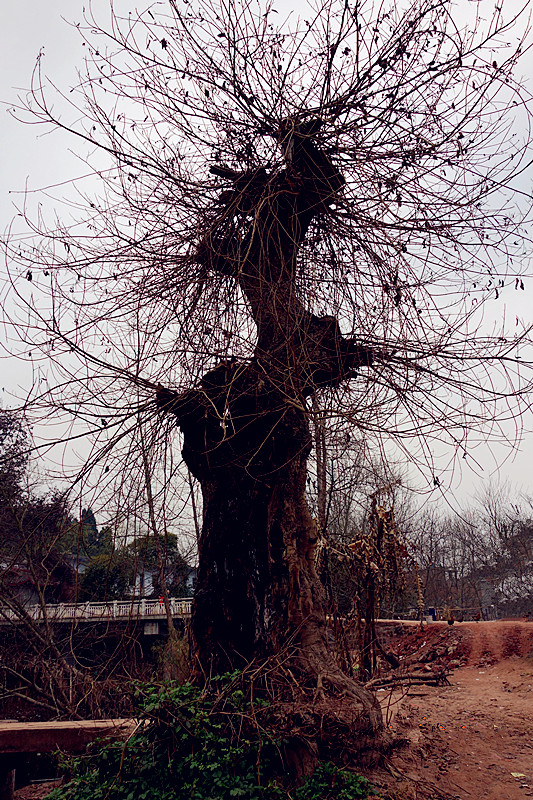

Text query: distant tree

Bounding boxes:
[475,484,533,614]
[0,408,28,513]
[0,410,154,719]
[407,484,533,619]
[128,533,190,598]
[78,550,133,601]
[0,410,79,716]
[0,408,74,604]
[79,507,105,555]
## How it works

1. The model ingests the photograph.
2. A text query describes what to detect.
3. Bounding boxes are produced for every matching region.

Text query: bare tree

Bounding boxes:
[475,482,533,614]
[407,482,533,619]
[4,0,533,757]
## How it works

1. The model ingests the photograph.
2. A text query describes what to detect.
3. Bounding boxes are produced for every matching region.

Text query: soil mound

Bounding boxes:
[378,619,533,672]
[378,622,472,673]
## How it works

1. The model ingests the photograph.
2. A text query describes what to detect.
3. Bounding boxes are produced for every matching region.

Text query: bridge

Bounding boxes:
[0,597,193,626]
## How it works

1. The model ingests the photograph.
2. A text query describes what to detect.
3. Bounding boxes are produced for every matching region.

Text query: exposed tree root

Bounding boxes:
[205,651,391,780]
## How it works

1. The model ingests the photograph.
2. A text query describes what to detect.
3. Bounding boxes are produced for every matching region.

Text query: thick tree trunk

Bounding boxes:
[157,370,384,756]
[192,394,327,677]
[156,119,386,762]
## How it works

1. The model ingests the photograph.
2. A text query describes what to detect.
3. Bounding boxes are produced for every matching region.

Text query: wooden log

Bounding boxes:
[0,719,134,755]
[366,670,450,689]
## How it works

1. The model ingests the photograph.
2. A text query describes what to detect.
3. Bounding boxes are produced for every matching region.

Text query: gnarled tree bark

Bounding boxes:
[157,119,383,758]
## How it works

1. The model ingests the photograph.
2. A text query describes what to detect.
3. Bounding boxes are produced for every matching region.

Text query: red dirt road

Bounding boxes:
[369,620,533,799]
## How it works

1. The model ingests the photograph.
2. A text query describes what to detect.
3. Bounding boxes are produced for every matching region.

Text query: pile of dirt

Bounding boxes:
[15,782,62,800]
[378,621,472,673]
[469,621,533,667]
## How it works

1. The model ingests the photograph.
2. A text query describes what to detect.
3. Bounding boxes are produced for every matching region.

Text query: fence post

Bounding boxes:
[0,761,15,800]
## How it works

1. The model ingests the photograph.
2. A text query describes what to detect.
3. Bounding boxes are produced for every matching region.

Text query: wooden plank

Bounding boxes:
[0,719,134,755]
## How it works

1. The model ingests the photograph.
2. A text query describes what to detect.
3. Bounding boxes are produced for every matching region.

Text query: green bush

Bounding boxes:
[50,677,373,800]
[293,762,371,799]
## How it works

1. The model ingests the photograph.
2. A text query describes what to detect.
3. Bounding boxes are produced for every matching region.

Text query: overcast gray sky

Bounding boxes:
[1,0,533,507]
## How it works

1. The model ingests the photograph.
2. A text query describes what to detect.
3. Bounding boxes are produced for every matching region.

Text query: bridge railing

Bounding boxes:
[0,597,193,625]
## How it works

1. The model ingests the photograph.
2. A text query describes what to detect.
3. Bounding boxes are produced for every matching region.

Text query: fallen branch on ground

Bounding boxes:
[366,669,451,689]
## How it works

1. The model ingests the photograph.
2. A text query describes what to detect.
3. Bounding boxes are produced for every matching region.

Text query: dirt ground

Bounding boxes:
[14,783,63,800]
[13,620,533,800]
[366,619,533,800]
